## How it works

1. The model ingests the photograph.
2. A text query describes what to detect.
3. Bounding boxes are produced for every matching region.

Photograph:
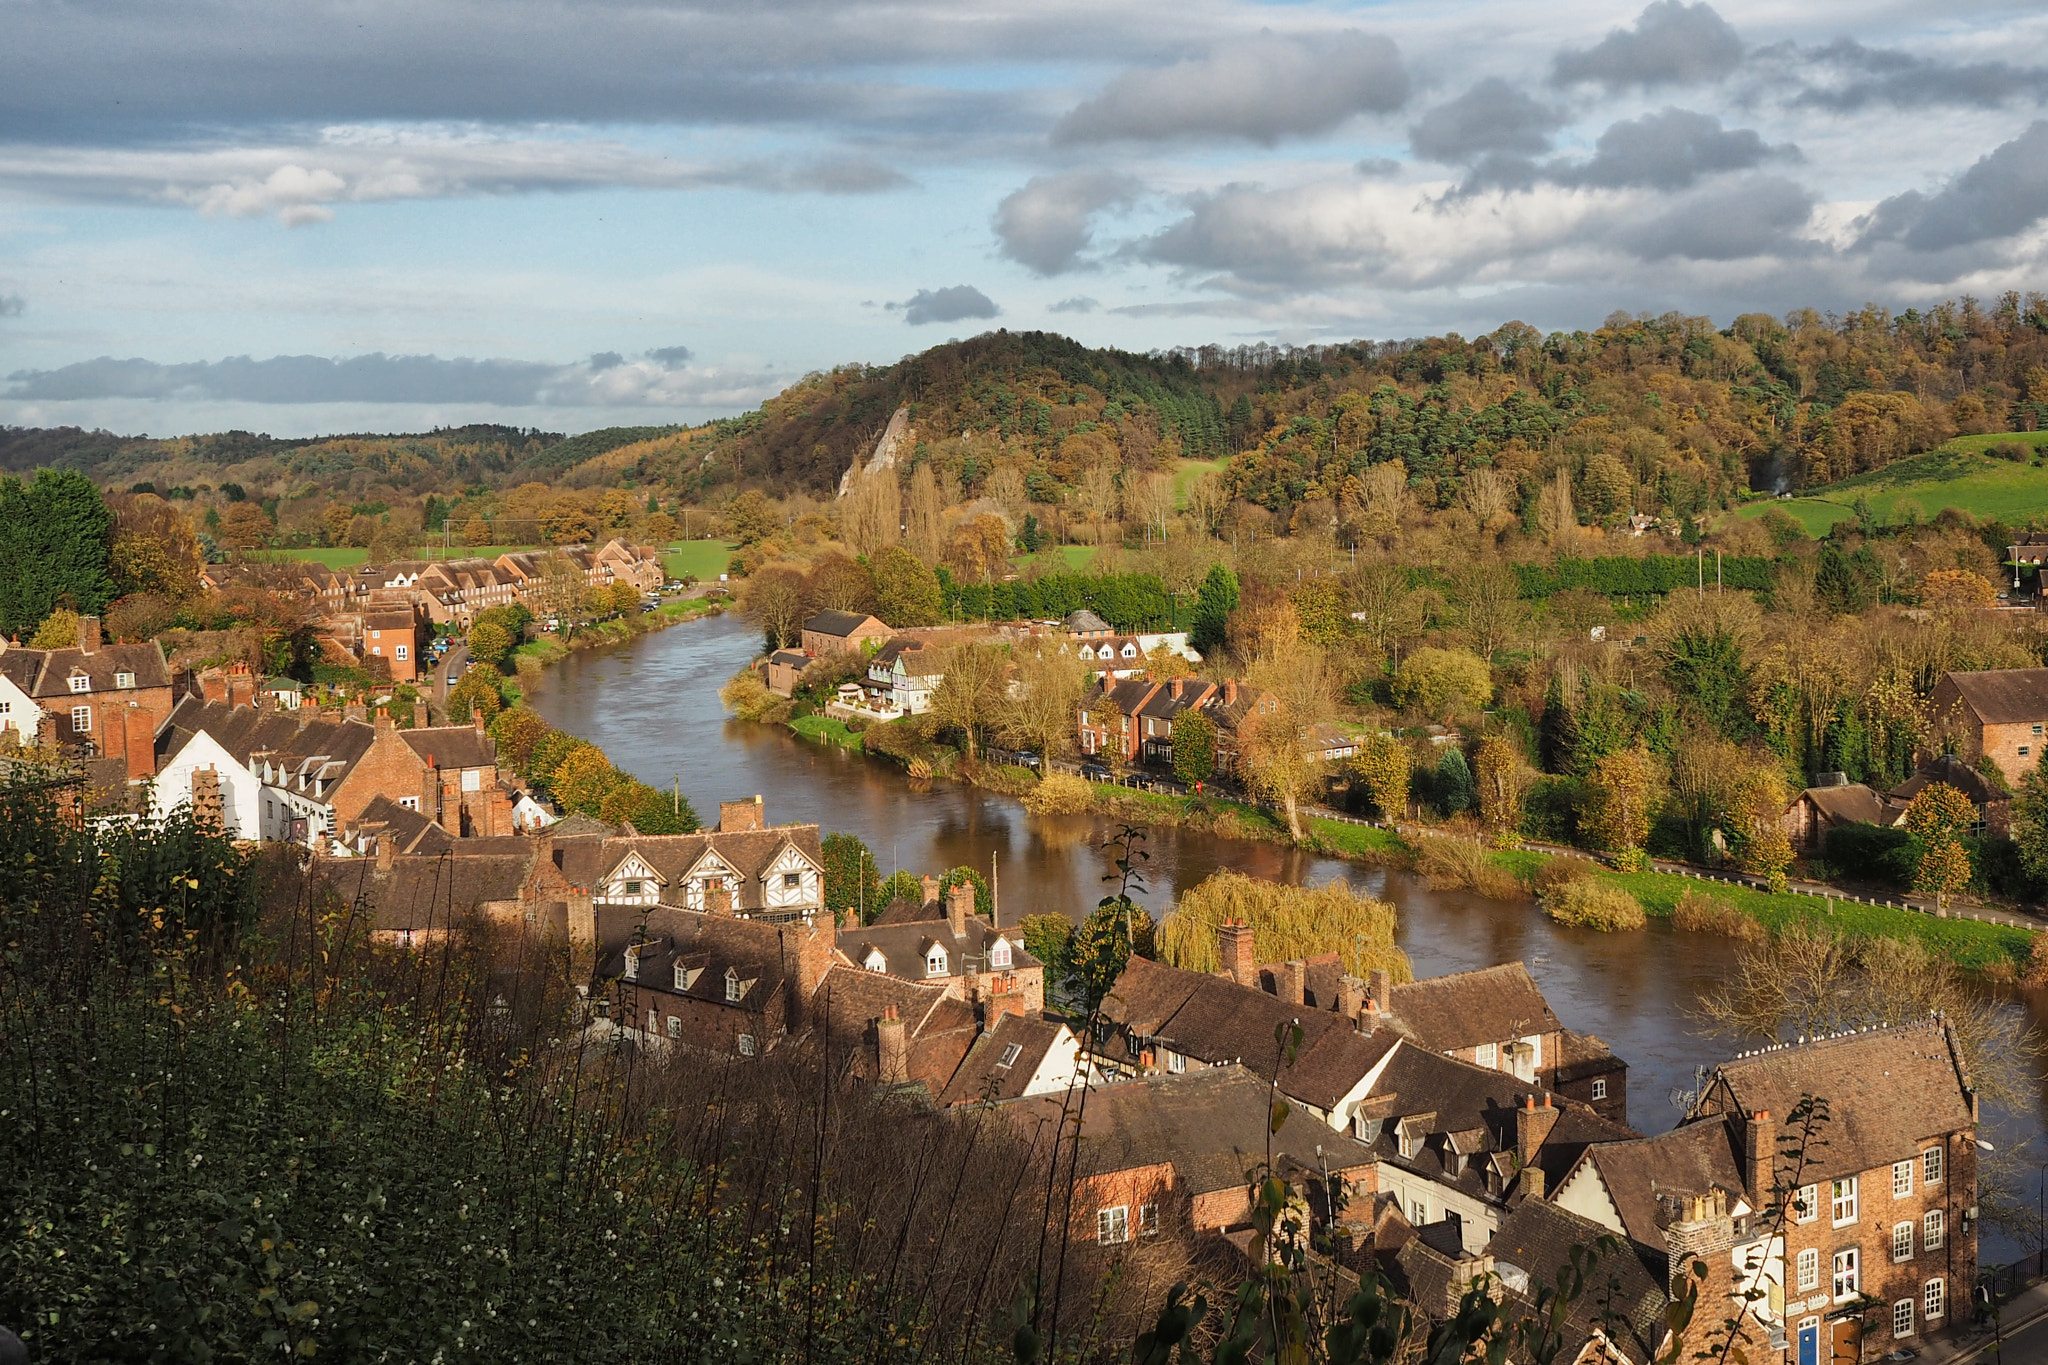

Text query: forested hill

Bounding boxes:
[8,297,2048,523]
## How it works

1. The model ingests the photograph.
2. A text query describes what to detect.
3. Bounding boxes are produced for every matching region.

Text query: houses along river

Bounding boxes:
[526,610,2048,1258]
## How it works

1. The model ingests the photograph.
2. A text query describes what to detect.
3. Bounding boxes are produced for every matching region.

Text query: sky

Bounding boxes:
[6,0,2048,438]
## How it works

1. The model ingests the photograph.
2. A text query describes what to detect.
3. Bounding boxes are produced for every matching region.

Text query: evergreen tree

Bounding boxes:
[0,469,116,637]
[1435,748,1475,815]
[1190,564,1238,654]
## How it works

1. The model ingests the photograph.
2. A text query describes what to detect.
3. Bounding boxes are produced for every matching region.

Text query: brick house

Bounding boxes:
[841,880,1045,1018]
[1891,754,2009,837]
[764,648,811,697]
[1553,1021,1978,1363]
[1929,667,2048,783]
[1779,778,1895,853]
[584,797,825,924]
[597,907,825,1058]
[362,606,424,682]
[801,609,891,656]
[8,617,177,780]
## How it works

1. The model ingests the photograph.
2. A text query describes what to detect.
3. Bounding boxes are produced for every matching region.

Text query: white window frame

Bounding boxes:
[623,949,638,982]
[1831,1176,1858,1226]
[115,671,135,689]
[665,1016,682,1039]
[398,795,419,810]
[1474,1042,1497,1069]
[926,948,947,977]
[1795,1184,1819,1224]
[1795,1248,1819,1293]
[674,962,689,992]
[1097,1205,1130,1246]
[1924,1209,1944,1250]
[1893,1160,1914,1198]
[1892,1298,1913,1339]
[395,645,409,660]
[996,1043,1023,1069]
[737,1034,756,1056]
[1924,1278,1945,1320]
[1591,1078,1607,1101]
[1165,1049,1186,1074]
[68,674,90,693]
[1832,1247,1860,1301]
[989,938,1012,969]
[71,705,91,732]
[782,871,801,888]
[725,969,742,1003]
[1924,1146,1944,1185]
[1892,1221,1913,1263]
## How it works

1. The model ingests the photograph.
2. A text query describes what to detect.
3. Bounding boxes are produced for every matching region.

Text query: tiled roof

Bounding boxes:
[1564,1120,1745,1257]
[1388,962,1562,1053]
[804,609,879,638]
[401,725,497,770]
[1799,783,1890,825]
[1485,1199,1667,1362]
[936,1012,1070,1106]
[1008,1065,1378,1197]
[362,610,416,631]
[157,697,379,809]
[1944,667,2048,724]
[316,850,532,932]
[1063,608,1111,633]
[816,965,980,1093]
[594,907,791,1016]
[354,793,454,855]
[846,915,1038,985]
[1892,754,2006,806]
[20,641,173,696]
[594,825,825,913]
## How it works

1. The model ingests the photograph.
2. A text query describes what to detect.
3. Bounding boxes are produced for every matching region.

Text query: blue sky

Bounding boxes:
[6,0,2048,436]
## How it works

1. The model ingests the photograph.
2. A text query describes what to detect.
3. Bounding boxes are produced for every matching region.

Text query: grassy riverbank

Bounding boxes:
[513,597,725,667]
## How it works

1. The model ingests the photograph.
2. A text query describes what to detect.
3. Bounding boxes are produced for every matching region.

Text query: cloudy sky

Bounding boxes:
[5,0,2048,436]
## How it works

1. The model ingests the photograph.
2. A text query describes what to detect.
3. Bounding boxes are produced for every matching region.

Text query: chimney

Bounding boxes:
[718,796,765,833]
[190,766,223,832]
[441,765,463,834]
[1742,1110,1774,1200]
[1367,968,1392,1020]
[486,784,513,837]
[1515,1093,1560,1166]
[1283,959,1307,1007]
[375,710,395,734]
[77,615,100,655]
[376,830,395,873]
[708,881,734,915]
[1224,679,1239,707]
[414,700,429,729]
[255,688,273,714]
[344,701,369,723]
[567,882,596,983]
[1519,1166,1546,1200]
[920,873,939,908]
[1170,676,1183,700]
[1337,974,1365,1021]
[1217,918,1256,988]
[877,1005,909,1084]
[201,668,228,704]
[948,881,973,938]
[472,707,486,734]
[123,704,157,780]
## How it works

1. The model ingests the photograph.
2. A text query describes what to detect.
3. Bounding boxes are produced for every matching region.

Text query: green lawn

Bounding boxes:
[789,715,865,750]
[1738,431,2048,532]
[662,540,739,581]
[1171,457,1230,508]
[1011,544,1099,574]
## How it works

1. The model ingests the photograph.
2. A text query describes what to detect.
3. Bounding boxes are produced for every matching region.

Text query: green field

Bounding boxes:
[1012,544,1099,573]
[1171,456,1230,508]
[1737,430,2048,534]
[662,540,739,581]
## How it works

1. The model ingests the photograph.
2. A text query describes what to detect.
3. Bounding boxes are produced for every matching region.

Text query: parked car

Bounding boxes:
[1013,751,1041,769]
[1080,763,1111,782]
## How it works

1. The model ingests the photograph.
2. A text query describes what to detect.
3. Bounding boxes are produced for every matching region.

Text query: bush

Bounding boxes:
[1023,771,1095,815]
[1410,835,1523,900]
[1822,821,1913,886]
[1541,878,1646,931]
[1530,854,1597,895]
[1670,888,1766,942]
[719,667,781,721]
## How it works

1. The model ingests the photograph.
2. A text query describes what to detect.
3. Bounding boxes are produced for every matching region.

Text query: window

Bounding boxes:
[725,969,742,1002]
[115,672,135,689]
[371,645,382,656]
[1831,1176,1858,1226]
[1165,1049,1186,1074]
[989,938,1012,969]
[783,872,800,888]
[398,795,419,811]
[1893,1221,1914,1262]
[1924,1278,1945,1320]
[1924,1146,1944,1185]
[67,674,90,693]
[737,1034,756,1056]
[1475,1042,1497,1068]
[2035,724,2044,736]
[1795,1248,1820,1293]
[2024,746,2034,757]
[1893,1160,1914,1198]
[1410,1195,1428,1225]
[666,1016,682,1039]
[1831,1248,1859,1300]
[1097,1206,1130,1245]
[1795,1184,1819,1223]
[1924,1209,1944,1250]
[1892,1299,1914,1339]
[1592,1078,1608,1101]
[70,705,91,732]
[926,947,947,977]
[995,1043,1023,1070]
[674,962,689,992]
[395,645,409,660]
[1138,1204,1159,1237]
[623,949,639,982]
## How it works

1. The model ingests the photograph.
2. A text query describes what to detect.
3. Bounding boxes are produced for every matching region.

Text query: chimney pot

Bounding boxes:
[947,880,973,938]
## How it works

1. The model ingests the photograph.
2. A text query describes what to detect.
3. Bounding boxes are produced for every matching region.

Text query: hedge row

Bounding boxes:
[1512,554,1775,598]
[936,570,1175,630]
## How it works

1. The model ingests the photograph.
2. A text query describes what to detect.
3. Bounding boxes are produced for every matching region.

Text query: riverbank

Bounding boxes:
[505,597,726,700]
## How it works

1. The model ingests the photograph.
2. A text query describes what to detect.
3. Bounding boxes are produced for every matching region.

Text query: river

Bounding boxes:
[526,611,2048,1259]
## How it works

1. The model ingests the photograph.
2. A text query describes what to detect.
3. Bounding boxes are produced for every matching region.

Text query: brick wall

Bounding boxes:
[330,719,427,832]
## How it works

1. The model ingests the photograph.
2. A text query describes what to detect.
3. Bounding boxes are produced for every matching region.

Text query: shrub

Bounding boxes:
[1023,771,1095,815]
[1670,888,1765,942]
[719,667,781,721]
[1530,855,1597,895]
[1411,835,1523,900]
[1541,878,1646,931]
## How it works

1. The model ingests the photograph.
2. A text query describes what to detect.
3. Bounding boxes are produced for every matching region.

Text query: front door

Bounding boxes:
[1797,1318,1819,1365]
[1830,1317,1861,1363]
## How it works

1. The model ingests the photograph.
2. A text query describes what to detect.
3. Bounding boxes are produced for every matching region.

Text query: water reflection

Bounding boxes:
[525,611,2048,1256]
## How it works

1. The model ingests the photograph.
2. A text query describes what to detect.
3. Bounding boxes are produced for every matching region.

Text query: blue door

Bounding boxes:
[1797,1323,1818,1365]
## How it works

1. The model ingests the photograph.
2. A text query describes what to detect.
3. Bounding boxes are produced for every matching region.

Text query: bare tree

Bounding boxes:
[927,640,1009,763]
[1535,467,1579,550]
[839,467,900,557]
[1075,463,1120,545]
[905,463,944,565]
[1345,562,1429,666]
[737,564,810,650]
[1450,560,1522,658]
[1458,467,1516,533]
[983,464,1028,519]
[1183,471,1230,537]
[997,639,1086,769]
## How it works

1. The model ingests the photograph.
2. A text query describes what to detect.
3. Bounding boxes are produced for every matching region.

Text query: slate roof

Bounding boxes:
[1083,677,1159,716]
[937,1012,1072,1107]
[868,893,940,926]
[354,793,454,855]
[768,649,811,669]
[595,906,791,1016]
[157,697,379,810]
[1010,1065,1378,1197]
[0,649,41,691]
[816,964,981,1094]
[1893,754,2006,807]
[317,848,532,933]
[1694,1020,1974,1185]
[1562,1120,1746,1257]
[18,640,173,696]
[1798,783,1891,825]
[804,609,880,638]
[847,914,1039,985]
[1387,962,1562,1052]
[401,725,497,770]
[1945,667,2048,724]
[1062,608,1112,634]
[593,826,825,913]
[1486,1199,1668,1363]
[870,638,936,672]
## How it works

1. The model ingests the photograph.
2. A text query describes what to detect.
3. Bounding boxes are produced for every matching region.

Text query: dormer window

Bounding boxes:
[68,674,90,694]
[115,672,135,689]
[623,948,640,982]
[863,950,887,973]
[674,962,688,992]
[725,968,743,1003]
[989,937,1013,969]
[925,946,948,977]
[995,1043,1023,1070]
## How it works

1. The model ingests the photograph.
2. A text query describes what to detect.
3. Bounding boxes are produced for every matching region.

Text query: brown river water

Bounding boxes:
[526,610,2048,1260]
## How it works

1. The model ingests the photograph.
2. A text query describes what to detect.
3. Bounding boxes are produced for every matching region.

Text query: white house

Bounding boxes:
[0,649,43,746]
[866,638,942,715]
[150,728,264,838]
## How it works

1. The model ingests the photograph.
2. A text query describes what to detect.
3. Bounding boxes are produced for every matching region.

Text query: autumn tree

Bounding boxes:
[1905,781,1977,913]
[737,564,809,650]
[217,502,275,550]
[870,546,942,627]
[904,464,944,565]
[466,619,516,670]
[997,638,1085,770]
[1474,733,1525,837]
[1535,467,1579,549]
[1922,568,1996,610]
[805,554,877,616]
[1344,562,1429,666]
[723,489,777,547]
[1391,647,1491,722]
[1172,709,1217,786]
[1238,644,1335,841]
[108,494,202,601]
[1586,743,1662,869]
[927,640,1009,763]
[943,514,1011,583]
[447,663,504,725]
[1448,561,1520,658]
[1728,769,1794,892]
[839,466,900,558]
[487,707,552,773]
[1353,733,1411,821]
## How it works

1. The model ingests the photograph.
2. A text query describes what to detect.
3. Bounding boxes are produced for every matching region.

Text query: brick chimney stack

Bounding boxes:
[344,700,369,723]
[1515,1093,1559,1166]
[1170,676,1183,700]
[472,707,486,734]
[1217,918,1256,988]
[1337,974,1365,1022]
[718,796,765,832]
[877,1005,908,1084]
[708,881,733,915]
[947,881,973,938]
[190,766,223,832]
[414,700,429,729]
[1283,959,1307,1007]
[920,873,939,908]
[77,615,100,655]
[1742,1110,1775,1200]
[1367,968,1392,1021]
[1223,679,1238,707]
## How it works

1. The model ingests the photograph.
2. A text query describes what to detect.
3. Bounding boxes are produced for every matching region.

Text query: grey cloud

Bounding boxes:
[1561,108,1785,190]
[1860,120,2048,253]
[1053,31,1409,145]
[1048,296,1098,313]
[0,293,22,317]
[992,171,1137,274]
[1552,2,1742,90]
[1356,157,1403,177]
[647,346,694,367]
[1613,175,1815,260]
[1410,78,1563,163]
[1777,40,2048,113]
[891,285,999,325]
[1,350,761,407]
